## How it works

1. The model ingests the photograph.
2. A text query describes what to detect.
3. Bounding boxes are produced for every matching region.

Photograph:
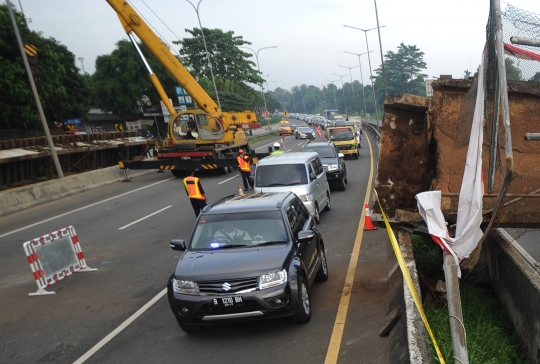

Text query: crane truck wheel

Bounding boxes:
[174,142,197,150]
[171,170,187,178]
[219,167,229,175]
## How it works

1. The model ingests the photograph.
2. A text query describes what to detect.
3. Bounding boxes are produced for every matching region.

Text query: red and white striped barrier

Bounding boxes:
[23,226,97,296]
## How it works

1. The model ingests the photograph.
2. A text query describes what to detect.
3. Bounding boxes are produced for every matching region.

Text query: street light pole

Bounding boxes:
[315,84,328,113]
[325,79,339,111]
[343,25,385,129]
[339,65,359,115]
[374,0,388,96]
[240,46,277,113]
[6,0,64,178]
[332,73,348,115]
[300,88,307,113]
[78,57,86,74]
[344,50,372,118]
[186,0,221,110]
[291,88,297,113]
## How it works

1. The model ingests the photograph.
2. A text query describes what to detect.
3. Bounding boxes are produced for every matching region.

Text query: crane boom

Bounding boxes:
[106,0,220,114]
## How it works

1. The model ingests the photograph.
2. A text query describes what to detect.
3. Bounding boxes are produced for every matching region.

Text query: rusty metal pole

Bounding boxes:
[443,254,469,364]
[6,0,64,178]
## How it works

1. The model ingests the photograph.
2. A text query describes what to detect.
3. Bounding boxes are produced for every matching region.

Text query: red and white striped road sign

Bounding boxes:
[23,226,97,296]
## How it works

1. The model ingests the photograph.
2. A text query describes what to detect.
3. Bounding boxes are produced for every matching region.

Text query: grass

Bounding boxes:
[249,132,278,145]
[411,234,528,363]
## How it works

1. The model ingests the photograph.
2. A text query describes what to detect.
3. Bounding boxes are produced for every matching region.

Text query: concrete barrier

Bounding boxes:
[0,167,154,217]
[0,130,282,217]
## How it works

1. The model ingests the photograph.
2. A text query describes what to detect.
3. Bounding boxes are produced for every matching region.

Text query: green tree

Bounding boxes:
[174,28,263,85]
[0,4,90,129]
[505,58,522,80]
[91,39,177,117]
[375,43,427,97]
[172,27,264,112]
[532,72,540,81]
[464,69,472,78]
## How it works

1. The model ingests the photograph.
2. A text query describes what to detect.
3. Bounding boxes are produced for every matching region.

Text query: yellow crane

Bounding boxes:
[107,0,265,176]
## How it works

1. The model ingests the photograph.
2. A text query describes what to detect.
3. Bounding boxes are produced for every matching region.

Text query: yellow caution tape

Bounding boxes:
[374,189,446,364]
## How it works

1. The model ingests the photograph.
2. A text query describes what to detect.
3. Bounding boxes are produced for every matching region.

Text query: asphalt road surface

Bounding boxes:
[0,122,391,364]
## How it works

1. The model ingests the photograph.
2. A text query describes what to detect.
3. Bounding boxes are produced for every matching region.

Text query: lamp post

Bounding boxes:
[265,80,276,92]
[299,87,307,113]
[240,46,277,113]
[78,57,86,74]
[332,73,348,115]
[338,65,359,115]
[185,0,221,110]
[325,79,339,110]
[343,25,385,129]
[373,0,388,96]
[344,50,372,117]
[315,84,328,111]
[291,88,297,114]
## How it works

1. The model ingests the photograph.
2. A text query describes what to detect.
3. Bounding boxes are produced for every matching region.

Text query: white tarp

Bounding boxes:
[416,53,486,273]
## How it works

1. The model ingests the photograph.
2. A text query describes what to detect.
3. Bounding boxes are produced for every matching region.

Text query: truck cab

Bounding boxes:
[325,125,359,159]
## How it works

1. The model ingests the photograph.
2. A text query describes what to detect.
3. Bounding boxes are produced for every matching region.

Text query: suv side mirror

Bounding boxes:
[338,153,344,158]
[298,230,314,242]
[309,172,316,181]
[170,239,186,251]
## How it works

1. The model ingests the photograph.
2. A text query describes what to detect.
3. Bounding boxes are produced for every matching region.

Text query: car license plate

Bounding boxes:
[212,296,243,307]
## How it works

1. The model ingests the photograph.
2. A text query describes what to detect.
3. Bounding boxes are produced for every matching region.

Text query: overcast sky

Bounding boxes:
[19,0,540,91]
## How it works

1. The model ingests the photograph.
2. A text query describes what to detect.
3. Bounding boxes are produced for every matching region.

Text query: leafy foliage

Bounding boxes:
[505,58,522,81]
[174,28,263,86]
[91,39,177,117]
[375,43,427,99]
[0,4,90,129]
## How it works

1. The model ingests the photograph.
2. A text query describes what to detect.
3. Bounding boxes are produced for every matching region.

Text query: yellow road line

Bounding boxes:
[324,133,375,364]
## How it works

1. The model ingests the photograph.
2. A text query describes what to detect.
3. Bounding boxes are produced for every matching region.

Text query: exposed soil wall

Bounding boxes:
[375,79,540,226]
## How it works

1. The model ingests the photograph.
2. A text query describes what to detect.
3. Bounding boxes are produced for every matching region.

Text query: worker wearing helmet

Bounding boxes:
[271,142,284,155]
[237,149,254,191]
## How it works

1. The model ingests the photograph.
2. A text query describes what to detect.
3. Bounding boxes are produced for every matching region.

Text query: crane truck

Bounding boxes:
[107,0,266,177]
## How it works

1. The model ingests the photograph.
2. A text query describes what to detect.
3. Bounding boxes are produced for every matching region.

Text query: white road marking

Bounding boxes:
[298,143,303,146]
[287,149,292,152]
[256,140,279,150]
[218,175,239,184]
[0,178,175,240]
[118,205,172,230]
[72,288,167,364]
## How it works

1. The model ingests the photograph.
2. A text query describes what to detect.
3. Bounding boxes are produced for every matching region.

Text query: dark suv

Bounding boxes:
[167,192,329,333]
[300,142,347,191]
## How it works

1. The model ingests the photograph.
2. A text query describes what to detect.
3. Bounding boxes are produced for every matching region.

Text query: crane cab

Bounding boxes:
[171,110,224,142]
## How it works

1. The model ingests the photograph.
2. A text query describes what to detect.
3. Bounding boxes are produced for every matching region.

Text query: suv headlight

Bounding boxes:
[327,164,339,171]
[299,194,313,202]
[259,269,288,290]
[172,278,199,295]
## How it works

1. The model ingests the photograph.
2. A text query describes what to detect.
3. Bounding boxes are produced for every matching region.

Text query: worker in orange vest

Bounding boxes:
[183,170,207,217]
[237,149,254,191]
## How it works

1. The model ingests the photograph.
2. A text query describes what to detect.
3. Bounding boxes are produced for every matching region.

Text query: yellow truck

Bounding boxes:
[326,125,360,159]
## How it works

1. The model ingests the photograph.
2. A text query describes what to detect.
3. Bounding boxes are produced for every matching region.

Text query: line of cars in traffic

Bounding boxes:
[166,124,359,333]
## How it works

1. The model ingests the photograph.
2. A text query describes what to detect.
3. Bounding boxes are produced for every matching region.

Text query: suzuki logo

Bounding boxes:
[222,282,232,291]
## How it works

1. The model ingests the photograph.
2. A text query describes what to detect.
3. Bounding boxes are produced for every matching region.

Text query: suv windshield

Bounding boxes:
[329,128,354,141]
[301,146,335,158]
[190,211,287,250]
[256,164,308,187]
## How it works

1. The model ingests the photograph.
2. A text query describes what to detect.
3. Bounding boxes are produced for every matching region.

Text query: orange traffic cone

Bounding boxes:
[238,184,245,196]
[363,203,377,231]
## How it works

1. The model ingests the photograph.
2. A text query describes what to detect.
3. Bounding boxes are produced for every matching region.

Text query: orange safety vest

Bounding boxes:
[183,176,204,199]
[237,156,251,172]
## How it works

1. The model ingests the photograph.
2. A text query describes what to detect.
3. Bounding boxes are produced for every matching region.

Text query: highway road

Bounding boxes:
[0,122,391,364]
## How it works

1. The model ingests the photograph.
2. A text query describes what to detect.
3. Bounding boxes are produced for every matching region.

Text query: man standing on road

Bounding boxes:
[183,170,207,217]
[237,149,254,191]
[271,142,284,155]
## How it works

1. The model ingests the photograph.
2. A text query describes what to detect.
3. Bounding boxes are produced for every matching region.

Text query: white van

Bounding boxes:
[254,152,331,223]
